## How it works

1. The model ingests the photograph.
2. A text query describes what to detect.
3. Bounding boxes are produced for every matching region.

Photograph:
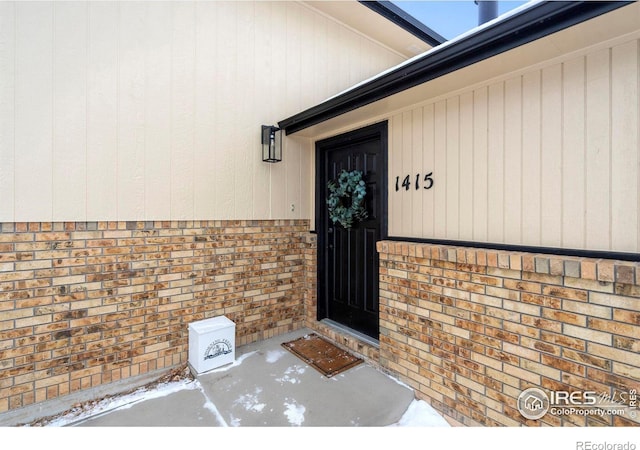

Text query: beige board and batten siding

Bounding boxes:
[389,37,640,254]
[0,1,404,223]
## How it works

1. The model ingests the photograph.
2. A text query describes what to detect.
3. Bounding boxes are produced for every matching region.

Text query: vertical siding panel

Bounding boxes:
[487,82,504,242]
[343,25,364,86]
[473,87,488,242]
[401,111,412,236]
[541,64,563,247]
[434,101,447,238]
[326,19,341,97]
[299,5,316,110]
[446,97,460,239]
[118,2,146,220]
[286,2,302,118]
[347,31,361,88]
[285,3,302,219]
[504,77,522,244]
[87,2,117,220]
[386,46,403,68]
[562,57,586,249]
[459,92,474,241]
[286,138,302,220]
[15,2,53,221]
[423,104,436,238]
[522,71,541,246]
[145,2,172,219]
[6,2,405,223]
[585,49,611,250]
[252,1,271,220]
[298,6,315,221]
[358,37,371,84]
[334,23,347,90]
[363,39,377,90]
[611,40,639,252]
[235,1,255,219]
[389,114,403,236]
[411,107,423,237]
[299,136,312,221]
[169,2,195,220]
[53,3,87,221]
[269,2,287,218]
[313,13,328,104]
[214,1,237,218]
[0,2,15,221]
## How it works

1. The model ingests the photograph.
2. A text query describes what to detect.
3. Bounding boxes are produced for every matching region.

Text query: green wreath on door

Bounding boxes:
[326,169,368,229]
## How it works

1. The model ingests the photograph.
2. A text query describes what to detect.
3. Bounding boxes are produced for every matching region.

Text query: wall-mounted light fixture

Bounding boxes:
[261,125,282,163]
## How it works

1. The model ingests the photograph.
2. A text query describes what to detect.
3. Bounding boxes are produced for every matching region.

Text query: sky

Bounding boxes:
[392,1,529,41]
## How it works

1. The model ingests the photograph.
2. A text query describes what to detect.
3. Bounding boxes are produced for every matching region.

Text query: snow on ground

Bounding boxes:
[208,350,257,372]
[275,365,306,385]
[389,399,451,427]
[283,399,306,426]
[200,386,228,427]
[28,347,450,428]
[265,349,287,363]
[40,378,199,427]
[234,387,267,413]
[39,380,449,427]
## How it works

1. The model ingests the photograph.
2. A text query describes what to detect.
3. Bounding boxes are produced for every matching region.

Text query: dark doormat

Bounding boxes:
[282,333,363,378]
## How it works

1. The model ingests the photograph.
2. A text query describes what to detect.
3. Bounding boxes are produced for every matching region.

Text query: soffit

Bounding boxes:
[291,1,640,139]
[302,1,433,58]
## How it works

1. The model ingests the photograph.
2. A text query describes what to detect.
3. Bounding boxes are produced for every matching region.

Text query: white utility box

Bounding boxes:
[188,316,235,374]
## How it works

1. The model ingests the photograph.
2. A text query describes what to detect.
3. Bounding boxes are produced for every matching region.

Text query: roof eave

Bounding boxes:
[358,1,446,47]
[279,1,632,136]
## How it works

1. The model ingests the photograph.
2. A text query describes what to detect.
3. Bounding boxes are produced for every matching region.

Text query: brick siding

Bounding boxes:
[3,222,639,427]
[0,220,311,414]
[376,240,640,427]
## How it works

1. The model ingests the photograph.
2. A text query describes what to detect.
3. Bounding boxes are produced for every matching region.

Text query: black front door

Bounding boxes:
[316,122,387,340]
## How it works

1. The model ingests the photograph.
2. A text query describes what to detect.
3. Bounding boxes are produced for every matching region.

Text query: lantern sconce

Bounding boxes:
[261,125,282,163]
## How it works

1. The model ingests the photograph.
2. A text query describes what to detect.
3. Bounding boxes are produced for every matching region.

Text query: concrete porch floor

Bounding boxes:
[23,328,449,427]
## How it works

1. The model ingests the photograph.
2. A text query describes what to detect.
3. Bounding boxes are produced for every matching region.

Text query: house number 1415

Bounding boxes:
[395,172,434,191]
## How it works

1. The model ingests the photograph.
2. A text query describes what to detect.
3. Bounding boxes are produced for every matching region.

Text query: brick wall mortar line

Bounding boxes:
[377,240,640,427]
[0,220,310,415]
